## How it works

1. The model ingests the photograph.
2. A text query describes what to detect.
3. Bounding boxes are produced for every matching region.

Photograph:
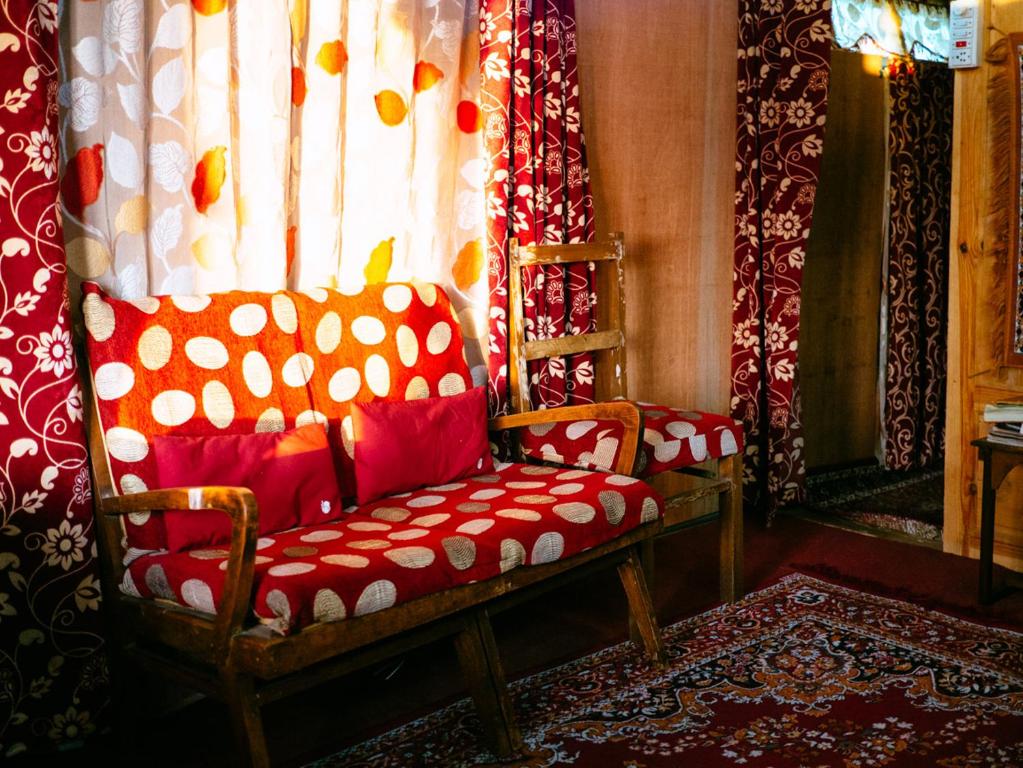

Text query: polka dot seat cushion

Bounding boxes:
[519,402,744,477]
[120,462,663,635]
[82,281,473,559]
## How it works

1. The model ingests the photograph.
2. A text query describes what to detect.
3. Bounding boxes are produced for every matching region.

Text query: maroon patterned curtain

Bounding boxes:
[480,0,596,415]
[0,0,106,757]
[882,61,953,470]
[732,0,832,517]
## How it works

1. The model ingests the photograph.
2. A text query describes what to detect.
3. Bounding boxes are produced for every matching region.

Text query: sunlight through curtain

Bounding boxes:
[832,0,950,62]
[58,0,489,382]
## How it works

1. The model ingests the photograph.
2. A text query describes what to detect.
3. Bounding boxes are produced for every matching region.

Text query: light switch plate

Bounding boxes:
[949,0,982,69]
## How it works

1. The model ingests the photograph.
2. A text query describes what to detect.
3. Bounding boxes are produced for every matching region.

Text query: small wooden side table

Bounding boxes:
[972,438,1023,603]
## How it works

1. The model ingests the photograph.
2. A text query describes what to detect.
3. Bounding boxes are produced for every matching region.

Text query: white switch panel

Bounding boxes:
[949,0,982,69]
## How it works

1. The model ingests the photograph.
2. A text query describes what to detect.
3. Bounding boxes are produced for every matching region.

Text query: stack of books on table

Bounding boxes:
[983,401,1023,446]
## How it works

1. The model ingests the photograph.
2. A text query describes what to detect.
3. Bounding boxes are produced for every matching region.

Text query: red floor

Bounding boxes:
[20,514,1023,767]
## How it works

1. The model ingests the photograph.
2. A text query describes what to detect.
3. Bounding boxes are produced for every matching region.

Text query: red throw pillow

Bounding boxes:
[351,386,493,505]
[154,424,344,553]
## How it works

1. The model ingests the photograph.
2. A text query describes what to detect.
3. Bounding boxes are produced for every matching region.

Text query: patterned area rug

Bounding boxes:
[804,465,944,542]
[307,574,1023,767]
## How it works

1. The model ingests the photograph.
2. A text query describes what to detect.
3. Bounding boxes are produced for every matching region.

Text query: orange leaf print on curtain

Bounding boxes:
[192,0,227,15]
[413,62,444,93]
[316,41,348,75]
[453,240,484,291]
[375,90,408,126]
[456,100,482,133]
[61,144,103,219]
[365,238,394,283]
[192,146,227,215]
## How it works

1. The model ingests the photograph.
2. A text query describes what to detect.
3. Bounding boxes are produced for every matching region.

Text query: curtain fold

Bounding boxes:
[732,0,833,516]
[881,60,952,470]
[1,0,105,757]
[481,0,596,415]
[59,0,489,383]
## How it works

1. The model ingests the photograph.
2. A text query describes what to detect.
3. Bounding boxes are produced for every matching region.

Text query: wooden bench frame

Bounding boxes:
[85,368,666,767]
[508,234,744,602]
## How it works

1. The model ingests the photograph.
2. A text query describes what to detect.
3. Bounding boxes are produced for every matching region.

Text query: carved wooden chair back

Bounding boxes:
[506,233,744,604]
[508,233,627,412]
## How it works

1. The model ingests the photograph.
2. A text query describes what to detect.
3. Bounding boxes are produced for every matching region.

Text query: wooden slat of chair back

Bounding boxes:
[508,234,629,413]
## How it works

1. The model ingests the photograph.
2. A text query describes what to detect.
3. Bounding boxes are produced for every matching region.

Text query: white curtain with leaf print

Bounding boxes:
[59,0,489,382]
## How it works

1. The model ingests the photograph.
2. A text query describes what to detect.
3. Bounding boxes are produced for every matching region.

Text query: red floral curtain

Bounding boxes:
[480,0,596,415]
[0,0,105,757]
[882,61,953,470]
[732,0,832,516]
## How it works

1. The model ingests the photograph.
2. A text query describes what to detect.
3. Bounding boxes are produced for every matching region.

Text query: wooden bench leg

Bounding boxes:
[719,453,745,603]
[618,547,666,667]
[454,608,524,760]
[629,538,657,646]
[221,671,269,768]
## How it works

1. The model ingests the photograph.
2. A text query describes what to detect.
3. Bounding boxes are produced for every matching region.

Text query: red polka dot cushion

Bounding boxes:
[119,462,664,635]
[82,281,472,559]
[519,401,744,477]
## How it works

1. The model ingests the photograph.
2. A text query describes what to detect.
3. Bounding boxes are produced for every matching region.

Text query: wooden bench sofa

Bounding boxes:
[81,281,667,766]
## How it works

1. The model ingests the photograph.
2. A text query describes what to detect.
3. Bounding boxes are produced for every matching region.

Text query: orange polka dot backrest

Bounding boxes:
[81,281,473,557]
[294,283,473,499]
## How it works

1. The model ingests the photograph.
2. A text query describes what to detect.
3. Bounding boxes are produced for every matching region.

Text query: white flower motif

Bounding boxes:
[42,519,88,570]
[24,125,57,179]
[788,98,815,128]
[564,105,580,134]
[72,467,92,505]
[13,291,40,316]
[456,189,483,231]
[772,358,795,382]
[573,359,594,386]
[36,1,58,33]
[34,325,73,377]
[483,52,510,83]
[545,279,566,306]
[773,210,803,241]
[534,315,557,340]
[760,98,783,128]
[766,323,790,352]
[734,319,760,349]
[480,11,498,43]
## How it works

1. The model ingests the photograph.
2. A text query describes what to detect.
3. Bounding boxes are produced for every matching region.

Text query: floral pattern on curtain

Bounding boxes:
[58,0,489,383]
[832,0,950,62]
[480,0,596,415]
[732,0,832,516]
[882,60,952,470]
[0,1,105,758]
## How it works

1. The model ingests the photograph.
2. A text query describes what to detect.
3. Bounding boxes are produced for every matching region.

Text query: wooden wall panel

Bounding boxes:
[946,0,1023,572]
[574,0,738,416]
[801,50,887,469]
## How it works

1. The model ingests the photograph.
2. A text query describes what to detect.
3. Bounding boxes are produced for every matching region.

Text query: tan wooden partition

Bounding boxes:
[575,0,736,417]
[946,0,1023,573]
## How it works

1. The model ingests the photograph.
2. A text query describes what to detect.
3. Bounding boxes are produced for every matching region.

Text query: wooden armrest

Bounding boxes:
[100,487,259,658]
[488,401,643,475]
